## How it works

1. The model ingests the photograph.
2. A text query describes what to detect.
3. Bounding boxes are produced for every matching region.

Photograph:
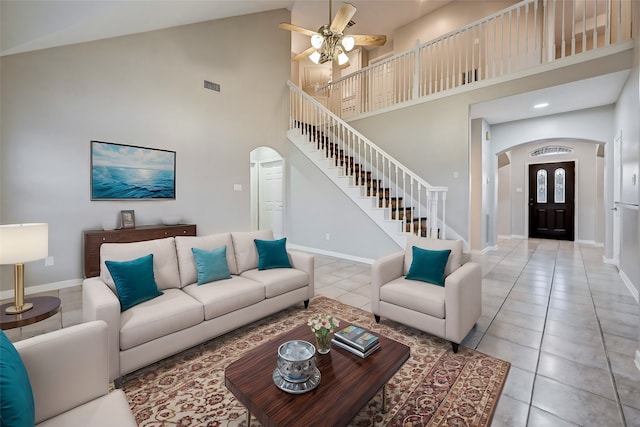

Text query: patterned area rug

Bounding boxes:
[122,296,509,426]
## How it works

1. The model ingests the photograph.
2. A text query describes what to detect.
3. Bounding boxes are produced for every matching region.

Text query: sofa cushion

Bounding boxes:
[105,254,164,311]
[119,289,203,351]
[191,246,231,285]
[175,233,238,286]
[35,389,136,427]
[406,246,451,287]
[0,330,35,427]
[241,268,308,299]
[404,236,463,278]
[255,238,292,270]
[101,237,180,291]
[231,230,274,274]
[380,277,446,319]
[182,276,265,320]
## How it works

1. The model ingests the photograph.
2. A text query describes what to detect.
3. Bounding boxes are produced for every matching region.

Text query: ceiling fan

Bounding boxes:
[279,1,387,66]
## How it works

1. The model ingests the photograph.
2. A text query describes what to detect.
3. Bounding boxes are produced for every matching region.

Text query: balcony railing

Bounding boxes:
[316,0,633,119]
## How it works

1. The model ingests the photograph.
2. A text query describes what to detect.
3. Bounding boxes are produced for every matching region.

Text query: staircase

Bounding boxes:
[287,81,448,248]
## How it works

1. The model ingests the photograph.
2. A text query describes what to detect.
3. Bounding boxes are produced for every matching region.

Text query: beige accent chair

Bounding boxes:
[371,236,482,352]
[14,321,137,426]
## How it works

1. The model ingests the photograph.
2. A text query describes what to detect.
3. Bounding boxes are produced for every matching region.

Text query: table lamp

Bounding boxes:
[0,223,49,314]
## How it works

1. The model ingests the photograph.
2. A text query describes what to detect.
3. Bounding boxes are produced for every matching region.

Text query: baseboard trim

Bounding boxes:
[471,245,497,255]
[287,244,375,265]
[602,256,618,266]
[619,270,639,303]
[511,235,527,240]
[0,279,82,301]
[497,235,512,240]
[635,350,640,374]
[576,240,603,247]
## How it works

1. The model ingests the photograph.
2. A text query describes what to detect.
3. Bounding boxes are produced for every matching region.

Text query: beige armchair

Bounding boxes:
[371,236,482,352]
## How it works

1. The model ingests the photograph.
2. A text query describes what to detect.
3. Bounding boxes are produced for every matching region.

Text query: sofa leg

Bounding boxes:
[374,315,381,323]
[451,342,459,353]
[114,377,123,389]
[304,299,309,309]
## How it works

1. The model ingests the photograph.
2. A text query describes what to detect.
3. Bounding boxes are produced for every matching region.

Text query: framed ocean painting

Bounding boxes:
[91,141,176,200]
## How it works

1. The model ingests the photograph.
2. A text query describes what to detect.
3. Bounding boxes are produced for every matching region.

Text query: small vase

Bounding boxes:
[315,332,331,354]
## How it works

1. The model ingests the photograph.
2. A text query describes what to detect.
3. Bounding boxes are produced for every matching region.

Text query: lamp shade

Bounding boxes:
[0,223,48,265]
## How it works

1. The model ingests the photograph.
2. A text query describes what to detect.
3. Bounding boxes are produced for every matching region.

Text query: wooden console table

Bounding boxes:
[83,224,196,278]
[0,296,61,330]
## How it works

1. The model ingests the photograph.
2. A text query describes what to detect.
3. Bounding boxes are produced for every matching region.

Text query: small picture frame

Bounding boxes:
[120,210,136,229]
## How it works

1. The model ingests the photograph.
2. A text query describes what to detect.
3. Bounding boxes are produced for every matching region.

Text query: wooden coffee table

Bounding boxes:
[225,320,410,426]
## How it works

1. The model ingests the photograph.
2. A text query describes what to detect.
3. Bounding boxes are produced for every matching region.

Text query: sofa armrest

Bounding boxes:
[371,251,405,314]
[288,250,315,301]
[444,261,482,343]
[14,321,109,424]
[82,277,122,381]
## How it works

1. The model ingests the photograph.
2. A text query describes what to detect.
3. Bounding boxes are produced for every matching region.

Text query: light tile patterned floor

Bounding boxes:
[3,239,639,426]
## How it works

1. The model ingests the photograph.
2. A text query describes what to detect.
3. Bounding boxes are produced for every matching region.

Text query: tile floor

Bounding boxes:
[3,239,639,426]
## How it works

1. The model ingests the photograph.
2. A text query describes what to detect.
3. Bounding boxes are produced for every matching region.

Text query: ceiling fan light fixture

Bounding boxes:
[341,36,355,52]
[311,34,324,49]
[309,50,322,64]
[338,51,349,66]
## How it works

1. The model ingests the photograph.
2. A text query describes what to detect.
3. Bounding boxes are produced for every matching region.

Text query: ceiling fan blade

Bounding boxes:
[330,3,357,33]
[278,22,317,37]
[351,34,387,46]
[291,46,317,62]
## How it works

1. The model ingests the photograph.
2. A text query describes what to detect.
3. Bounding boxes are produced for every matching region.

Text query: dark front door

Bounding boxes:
[528,161,575,240]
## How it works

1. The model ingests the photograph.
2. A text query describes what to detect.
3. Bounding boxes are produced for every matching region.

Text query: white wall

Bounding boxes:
[613,32,640,298]
[497,163,512,237]
[287,146,400,260]
[0,9,292,291]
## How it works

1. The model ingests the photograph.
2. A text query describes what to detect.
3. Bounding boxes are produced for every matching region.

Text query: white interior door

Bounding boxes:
[259,160,284,238]
[613,132,622,265]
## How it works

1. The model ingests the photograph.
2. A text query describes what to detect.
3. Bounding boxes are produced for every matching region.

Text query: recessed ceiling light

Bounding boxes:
[534,102,549,109]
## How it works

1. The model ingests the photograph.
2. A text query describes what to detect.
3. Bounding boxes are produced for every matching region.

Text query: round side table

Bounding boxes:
[0,296,61,330]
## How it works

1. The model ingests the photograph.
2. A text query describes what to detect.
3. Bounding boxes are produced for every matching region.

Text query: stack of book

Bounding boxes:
[331,325,380,358]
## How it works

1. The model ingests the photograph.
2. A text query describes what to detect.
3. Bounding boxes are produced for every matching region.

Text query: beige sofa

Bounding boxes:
[14,321,137,427]
[82,230,314,382]
[371,236,481,352]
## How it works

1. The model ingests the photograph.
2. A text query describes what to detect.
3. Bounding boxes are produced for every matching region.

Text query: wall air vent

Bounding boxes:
[530,146,572,157]
[204,80,220,92]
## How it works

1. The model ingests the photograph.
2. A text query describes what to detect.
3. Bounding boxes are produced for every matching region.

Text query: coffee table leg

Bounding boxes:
[246,409,251,426]
[382,384,388,413]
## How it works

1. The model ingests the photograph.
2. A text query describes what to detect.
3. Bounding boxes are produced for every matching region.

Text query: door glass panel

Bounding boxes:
[537,170,547,203]
[555,168,565,203]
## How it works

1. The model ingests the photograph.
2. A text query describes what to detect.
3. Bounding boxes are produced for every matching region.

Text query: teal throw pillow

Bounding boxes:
[254,238,292,270]
[406,246,451,286]
[105,254,163,312]
[0,330,35,427]
[191,246,231,285]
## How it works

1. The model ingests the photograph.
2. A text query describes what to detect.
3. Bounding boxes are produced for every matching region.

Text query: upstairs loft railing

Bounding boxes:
[288,81,447,241]
[316,0,634,119]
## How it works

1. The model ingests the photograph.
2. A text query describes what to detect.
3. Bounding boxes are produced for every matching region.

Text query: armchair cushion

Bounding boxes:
[404,236,463,277]
[406,246,451,286]
[191,246,231,285]
[379,277,445,319]
[0,330,35,427]
[105,254,164,312]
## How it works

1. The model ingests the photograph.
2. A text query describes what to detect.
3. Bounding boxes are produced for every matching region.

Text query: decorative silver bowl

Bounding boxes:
[276,340,316,383]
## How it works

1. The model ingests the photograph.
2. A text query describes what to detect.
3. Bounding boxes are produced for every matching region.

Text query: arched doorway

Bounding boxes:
[494,139,604,244]
[250,147,285,238]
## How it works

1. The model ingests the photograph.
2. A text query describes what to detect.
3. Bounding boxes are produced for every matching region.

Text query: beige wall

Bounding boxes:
[0,9,292,291]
